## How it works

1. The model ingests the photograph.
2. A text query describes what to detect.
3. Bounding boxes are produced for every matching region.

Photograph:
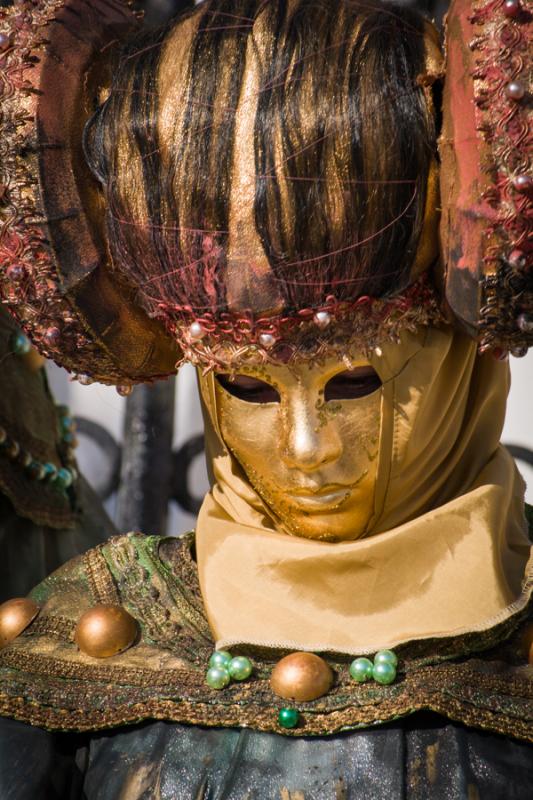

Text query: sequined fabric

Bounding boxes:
[0,712,532,799]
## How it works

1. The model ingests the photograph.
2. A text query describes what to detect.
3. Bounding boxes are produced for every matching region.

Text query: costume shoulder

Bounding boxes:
[0,532,214,730]
[0,531,532,742]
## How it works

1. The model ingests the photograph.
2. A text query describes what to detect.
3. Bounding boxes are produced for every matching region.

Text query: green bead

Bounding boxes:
[372,662,396,685]
[278,708,299,729]
[228,656,253,681]
[349,657,374,683]
[53,467,72,490]
[208,650,232,669]
[11,332,31,356]
[206,666,230,690]
[42,462,58,481]
[56,405,70,418]
[374,649,398,668]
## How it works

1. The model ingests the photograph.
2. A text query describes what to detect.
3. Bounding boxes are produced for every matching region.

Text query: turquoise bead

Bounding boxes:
[208,650,232,670]
[228,656,253,681]
[60,416,74,434]
[42,462,58,481]
[53,467,72,490]
[374,649,398,668]
[206,666,230,690]
[11,332,31,356]
[278,707,299,729]
[372,662,396,685]
[349,657,374,683]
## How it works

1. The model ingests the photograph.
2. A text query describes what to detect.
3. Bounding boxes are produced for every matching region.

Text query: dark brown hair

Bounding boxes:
[84,0,436,321]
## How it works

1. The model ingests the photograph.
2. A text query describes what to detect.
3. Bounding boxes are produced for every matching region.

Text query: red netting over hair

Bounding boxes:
[82,0,444,369]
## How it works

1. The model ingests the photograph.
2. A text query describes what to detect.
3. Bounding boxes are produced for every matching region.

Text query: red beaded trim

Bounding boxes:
[468,0,532,354]
[0,0,145,385]
[168,275,444,371]
[0,1,119,376]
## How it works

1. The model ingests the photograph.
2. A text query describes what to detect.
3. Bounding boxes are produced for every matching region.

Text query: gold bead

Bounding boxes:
[0,598,40,649]
[270,652,333,702]
[74,604,138,659]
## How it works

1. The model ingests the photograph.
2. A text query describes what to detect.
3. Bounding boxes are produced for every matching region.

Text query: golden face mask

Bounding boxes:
[195,327,532,655]
[215,358,382,541]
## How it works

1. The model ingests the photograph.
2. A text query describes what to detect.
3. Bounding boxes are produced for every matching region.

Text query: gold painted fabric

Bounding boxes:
[0,530,532,741]
[196,327,532,654]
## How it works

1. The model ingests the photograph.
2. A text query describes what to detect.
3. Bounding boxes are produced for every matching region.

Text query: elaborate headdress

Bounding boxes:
[0,0,531,384]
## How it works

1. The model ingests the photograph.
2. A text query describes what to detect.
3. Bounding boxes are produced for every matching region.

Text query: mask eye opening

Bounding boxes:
[324,368,382,401]
[216,374,281,404]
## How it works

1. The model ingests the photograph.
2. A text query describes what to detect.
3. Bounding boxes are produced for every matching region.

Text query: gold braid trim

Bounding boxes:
[0,660,532,741]
[0,531,531,741]
[84,545,120,605]
[22,615,75,642]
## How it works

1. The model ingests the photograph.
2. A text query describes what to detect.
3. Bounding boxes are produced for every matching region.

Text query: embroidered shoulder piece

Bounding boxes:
[0,531,532,741]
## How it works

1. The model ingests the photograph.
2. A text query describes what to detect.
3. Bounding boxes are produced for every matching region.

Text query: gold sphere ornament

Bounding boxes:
[74,604,138,659]
[0,598,40,649]
[270,652,333,702]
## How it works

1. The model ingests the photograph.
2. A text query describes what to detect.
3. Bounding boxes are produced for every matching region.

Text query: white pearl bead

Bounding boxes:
[374,346,383,357]
[313,311,331,329]
[259,333,276,348]
[189,321,206,341]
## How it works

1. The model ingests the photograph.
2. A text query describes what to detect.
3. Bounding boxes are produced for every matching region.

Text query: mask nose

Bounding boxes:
[281,394,342,471]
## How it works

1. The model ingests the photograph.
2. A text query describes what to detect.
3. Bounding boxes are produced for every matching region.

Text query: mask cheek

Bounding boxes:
[216,389,282,475]
[327,396,381,510]
[336,397,381,458]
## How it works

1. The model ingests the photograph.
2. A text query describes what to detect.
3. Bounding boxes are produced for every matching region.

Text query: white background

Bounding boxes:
[47,353,533,536]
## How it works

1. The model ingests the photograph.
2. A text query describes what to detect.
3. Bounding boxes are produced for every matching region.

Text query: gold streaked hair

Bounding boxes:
[84,0,438,321]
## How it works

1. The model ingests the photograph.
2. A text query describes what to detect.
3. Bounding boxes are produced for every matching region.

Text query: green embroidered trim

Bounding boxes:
[0,526,531,741]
